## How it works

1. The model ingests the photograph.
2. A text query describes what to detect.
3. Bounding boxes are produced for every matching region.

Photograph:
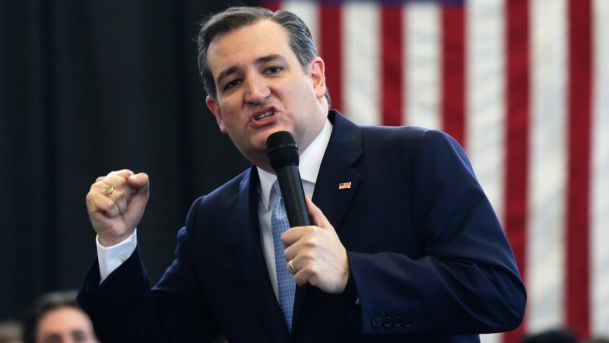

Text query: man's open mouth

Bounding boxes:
[254,109,274,121]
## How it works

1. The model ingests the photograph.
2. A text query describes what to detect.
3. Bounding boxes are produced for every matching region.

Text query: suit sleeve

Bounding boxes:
[347,129,526,335]
[77,196,221,343]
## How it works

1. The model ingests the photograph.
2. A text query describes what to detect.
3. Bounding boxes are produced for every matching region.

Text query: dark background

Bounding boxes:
[0,0,258,320]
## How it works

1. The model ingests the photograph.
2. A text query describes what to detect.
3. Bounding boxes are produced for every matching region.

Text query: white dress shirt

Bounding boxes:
[97,119,333,300]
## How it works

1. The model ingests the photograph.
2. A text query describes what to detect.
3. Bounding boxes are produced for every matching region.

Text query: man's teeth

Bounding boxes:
[254,110,273,121]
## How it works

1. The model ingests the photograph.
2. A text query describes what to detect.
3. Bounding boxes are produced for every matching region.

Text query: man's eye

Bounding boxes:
[223,79,241,91]
[265,66,283,75]
[71,330,87,342]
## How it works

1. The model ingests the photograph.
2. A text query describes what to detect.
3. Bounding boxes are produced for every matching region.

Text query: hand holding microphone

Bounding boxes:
[267,132,349,294]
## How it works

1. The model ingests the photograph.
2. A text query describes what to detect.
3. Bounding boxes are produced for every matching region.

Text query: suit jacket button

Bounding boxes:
[372,315,383,328]
[403,316,413,328]
[383,316,393,328]
[394,316,403,328]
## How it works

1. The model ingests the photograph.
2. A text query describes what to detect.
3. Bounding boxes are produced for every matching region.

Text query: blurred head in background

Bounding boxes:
[521,328,578,343]
[0,320,22,343]
[22,290,98,343]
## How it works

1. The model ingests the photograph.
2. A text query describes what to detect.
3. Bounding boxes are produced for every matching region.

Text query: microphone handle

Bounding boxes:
[276,165,312,227]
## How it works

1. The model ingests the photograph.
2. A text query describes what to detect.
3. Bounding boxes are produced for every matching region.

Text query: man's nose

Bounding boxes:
[244,74,270,104]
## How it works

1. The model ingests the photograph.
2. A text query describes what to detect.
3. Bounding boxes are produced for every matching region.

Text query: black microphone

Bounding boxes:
[266,131,312,227]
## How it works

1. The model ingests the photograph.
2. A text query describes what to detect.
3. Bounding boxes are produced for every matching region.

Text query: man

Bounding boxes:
[79,6,526,342]
[0,321,22,343]
[23,291,98,343]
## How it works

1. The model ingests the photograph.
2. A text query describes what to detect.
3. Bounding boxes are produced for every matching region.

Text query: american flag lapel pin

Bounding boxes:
[338,181,352,190]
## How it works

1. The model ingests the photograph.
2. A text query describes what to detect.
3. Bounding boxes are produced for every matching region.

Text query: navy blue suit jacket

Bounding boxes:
[79,110,526,342]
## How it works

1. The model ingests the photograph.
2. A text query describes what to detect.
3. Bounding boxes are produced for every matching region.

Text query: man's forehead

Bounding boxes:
[207,20,292,72]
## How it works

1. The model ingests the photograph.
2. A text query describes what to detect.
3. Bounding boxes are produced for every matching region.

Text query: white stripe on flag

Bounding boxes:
[343,2,380,125]
[467,1,505,342]
[282,1,319,48]
[404,3,440,129]
[527,0,568,332]
[592,0,609,336]
[466,0,506,227]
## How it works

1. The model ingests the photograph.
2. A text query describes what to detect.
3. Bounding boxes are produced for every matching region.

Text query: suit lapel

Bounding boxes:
[292,110,363,327]
[313,110,363,234]
[230,167,290,342]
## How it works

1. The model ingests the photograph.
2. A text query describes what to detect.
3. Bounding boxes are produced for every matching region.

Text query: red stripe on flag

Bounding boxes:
[566,0,592,338]
[441,5,465,147]
[319,4,343,112]
[504,0,530,342]
[381,6,404,126]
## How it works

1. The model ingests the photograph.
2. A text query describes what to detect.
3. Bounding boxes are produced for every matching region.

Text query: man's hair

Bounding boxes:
[197,6,329,103]
[22,290,80,343]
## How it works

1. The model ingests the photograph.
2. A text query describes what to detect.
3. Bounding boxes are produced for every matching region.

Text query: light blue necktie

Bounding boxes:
[271,181,296,331]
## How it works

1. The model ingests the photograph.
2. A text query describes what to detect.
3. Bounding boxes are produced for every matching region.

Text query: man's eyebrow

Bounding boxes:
[256,54,284,64]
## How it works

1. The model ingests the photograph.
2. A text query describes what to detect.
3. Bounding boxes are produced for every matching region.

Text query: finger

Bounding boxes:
[282,230,318,262]
[281,226,312,247]
[293,262,316,287]
[86,191,120,218]
[101,170,134,192]
[283,236,300,261]
[288,259,296,274]
[95,180,133,213]
[89,183,129,215]
[104,173,139,201]
[124,173,150,222]
[287,256,304,279]
[127,173,150,206]
[305,197,332,230]
[102,173,129,188]
[101,199,121,218]
[109,169,134,178]
[95,169,133,183]
[127,173,149,192]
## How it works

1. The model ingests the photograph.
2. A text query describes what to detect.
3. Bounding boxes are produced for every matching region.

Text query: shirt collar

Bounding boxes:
[258,118,333,211]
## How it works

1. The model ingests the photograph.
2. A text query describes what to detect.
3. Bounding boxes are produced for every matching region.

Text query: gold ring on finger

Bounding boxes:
[103,184,114,197]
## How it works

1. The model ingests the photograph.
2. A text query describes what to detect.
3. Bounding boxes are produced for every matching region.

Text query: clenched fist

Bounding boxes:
[85,169,149,246]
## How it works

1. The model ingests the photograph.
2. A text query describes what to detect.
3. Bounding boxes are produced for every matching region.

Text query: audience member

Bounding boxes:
[22,290,98,343]
[0,320,22,343]
[521,328,577,343]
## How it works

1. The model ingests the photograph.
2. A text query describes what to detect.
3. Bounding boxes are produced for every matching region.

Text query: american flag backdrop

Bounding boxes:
[260,0,609,342]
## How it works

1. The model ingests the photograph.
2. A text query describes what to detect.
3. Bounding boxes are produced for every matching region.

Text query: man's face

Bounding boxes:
[206,19,327,170]
[36,307,98,343]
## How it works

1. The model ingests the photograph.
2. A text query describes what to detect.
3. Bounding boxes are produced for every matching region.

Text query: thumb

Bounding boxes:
[305,197,332,230]
[127,173,150,212]
[124,173,149,223]
[127,173,150,193]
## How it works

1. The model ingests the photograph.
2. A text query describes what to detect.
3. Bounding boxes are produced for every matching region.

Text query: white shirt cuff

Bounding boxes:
[96,229,137,283]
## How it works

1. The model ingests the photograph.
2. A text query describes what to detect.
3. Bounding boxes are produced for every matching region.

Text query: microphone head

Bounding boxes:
[266,131,299,170]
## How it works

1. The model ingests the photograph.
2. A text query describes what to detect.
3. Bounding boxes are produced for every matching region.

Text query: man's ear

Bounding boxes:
[309,57,327,99]
[206,95,227,133]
